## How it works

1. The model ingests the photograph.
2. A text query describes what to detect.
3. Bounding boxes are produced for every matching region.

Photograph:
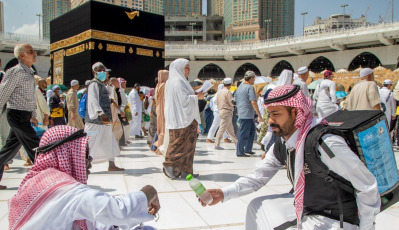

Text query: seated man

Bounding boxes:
[200,85,380,230]
[8,125,160,230]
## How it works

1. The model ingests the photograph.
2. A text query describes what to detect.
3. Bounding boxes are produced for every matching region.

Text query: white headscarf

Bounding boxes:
[164,58,201,129]
[276,69,293,87]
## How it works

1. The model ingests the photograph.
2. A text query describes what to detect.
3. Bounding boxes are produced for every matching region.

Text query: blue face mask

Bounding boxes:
[97,71,107,82]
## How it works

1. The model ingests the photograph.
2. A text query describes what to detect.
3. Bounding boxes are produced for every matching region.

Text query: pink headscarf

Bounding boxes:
[117,77,127,89]
[265,85,326,228]
[9,126,89,230]
[146,88,155,99]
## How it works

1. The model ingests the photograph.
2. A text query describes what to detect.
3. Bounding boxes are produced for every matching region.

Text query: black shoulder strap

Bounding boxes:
[304,125,355,195]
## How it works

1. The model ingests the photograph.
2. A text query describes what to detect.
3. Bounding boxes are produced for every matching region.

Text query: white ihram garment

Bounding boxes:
[84,83,120,163]
[222,118,380,230]
[119,88,131,142]
[128,89,143,136]
[314,79,338,118]
[20,182,153,230]
[379,87,396,129]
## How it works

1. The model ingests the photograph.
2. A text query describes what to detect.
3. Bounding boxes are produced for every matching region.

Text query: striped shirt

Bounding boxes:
[0,62,37,117]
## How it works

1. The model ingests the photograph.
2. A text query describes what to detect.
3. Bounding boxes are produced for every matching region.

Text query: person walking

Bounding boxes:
[294,66,311,98]
[163,58,205,178]
[154,70,169,154]
[49,85,67,126]
[84,62,124,171]
[128,83,144,138]
[346,68,381,111]
[0,43,40,189]
[214,78,238,150]
[67,80,84,129]
[379,79,396,130]
[313,70,339,118]
[235,71,263,157]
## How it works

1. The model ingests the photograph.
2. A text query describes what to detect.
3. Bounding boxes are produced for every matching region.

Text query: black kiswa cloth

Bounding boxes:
[264,85,300,105]
[34,129,87,155]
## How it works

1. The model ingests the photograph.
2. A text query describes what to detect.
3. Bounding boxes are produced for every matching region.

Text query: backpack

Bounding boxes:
[78,93,87,118]
[308,110,399,212]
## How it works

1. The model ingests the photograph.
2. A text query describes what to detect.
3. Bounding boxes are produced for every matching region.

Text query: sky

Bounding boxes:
[2,0,398,37]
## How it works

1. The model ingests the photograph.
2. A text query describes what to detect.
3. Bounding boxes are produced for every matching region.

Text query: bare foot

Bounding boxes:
[155,150,163,156]
[24,159,33,167]
[0,185,6,190]
[108,166,125,171]
[4,164,9,171]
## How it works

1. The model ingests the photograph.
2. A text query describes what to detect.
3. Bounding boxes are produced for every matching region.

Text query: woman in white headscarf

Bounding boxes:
[163,58,205,179]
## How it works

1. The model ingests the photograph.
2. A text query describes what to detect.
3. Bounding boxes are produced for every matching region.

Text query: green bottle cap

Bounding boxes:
[186,174,193,181]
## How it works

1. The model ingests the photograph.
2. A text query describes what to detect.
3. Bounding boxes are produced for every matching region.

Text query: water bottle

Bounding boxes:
[186,174,213,205]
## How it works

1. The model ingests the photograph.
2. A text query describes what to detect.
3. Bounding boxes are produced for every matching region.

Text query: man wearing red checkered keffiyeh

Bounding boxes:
[8,125,161,230]
[199,85,380,230]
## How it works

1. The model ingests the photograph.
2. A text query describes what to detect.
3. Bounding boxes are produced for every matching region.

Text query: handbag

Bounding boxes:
[50,107,64,118]
[118,114,130,126]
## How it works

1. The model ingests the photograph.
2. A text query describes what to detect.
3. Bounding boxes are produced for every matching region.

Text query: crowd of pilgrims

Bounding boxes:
[0,45,395,229]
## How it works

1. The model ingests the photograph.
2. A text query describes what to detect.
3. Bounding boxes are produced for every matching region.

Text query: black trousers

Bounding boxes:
[0,109,40,181]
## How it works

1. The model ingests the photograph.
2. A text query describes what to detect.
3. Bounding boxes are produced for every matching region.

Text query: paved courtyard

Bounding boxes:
[1,135,399,229]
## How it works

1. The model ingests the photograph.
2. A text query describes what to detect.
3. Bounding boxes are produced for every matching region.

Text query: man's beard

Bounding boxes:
[269,118,296,137]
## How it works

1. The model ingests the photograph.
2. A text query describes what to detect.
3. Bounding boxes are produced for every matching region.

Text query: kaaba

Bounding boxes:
[50,0,165,87]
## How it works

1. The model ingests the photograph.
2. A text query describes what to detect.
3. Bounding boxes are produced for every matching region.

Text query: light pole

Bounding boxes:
[264,19,271,40]
[189,22,196,45]
[301,12,308,35]
[341,4,348,27]
[36,13,42,39]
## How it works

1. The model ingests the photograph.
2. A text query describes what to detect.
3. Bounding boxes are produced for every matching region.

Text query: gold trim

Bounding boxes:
[125,11,139,20]
[129,47,133,54]
[107,44,125,53]
[98,43,103,50]
[66,44,85,56]
[136,48,153,57]
[50,29,164,52]
[53,50,64,85]
[89,41,95,50]
[156,51,160,57]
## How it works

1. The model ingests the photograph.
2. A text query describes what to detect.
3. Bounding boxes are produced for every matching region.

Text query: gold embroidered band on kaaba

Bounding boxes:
[50,29,165,52]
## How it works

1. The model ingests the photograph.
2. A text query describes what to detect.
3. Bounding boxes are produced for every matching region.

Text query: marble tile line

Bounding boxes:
[157,222,244,230]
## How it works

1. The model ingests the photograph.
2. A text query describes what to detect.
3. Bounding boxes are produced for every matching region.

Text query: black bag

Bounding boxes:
[318,110,399,211]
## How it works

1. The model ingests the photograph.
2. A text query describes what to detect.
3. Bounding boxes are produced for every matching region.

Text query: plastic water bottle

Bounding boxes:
[186,174,213,205]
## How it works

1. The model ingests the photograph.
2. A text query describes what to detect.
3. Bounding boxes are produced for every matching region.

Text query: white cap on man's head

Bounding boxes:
[360,68,373,78]
[384,79,393,85]
[223,77,232,84]
[70,80,79,87]
[298,66,308,75]
[244,71,256,78]
[92,62,108,71]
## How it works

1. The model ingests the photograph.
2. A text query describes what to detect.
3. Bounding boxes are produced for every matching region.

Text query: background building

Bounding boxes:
[164,0,202,16]
[43,0,71,38]
[305,14,372,35]
[165,15,223,43]
[144,0,164,15]
[223,0,294,43]
[0,1,4,34]
[210,0,223,16]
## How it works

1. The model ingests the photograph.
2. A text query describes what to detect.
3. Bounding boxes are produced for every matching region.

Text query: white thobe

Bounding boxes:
[21,183,154,230]
[120,88,131,142]
[35,88,50,130]
[222,122,380,230]
[314,79,339,118]
[84,82,120,163]
[128,89,143,136]
[379,87,396,129]
[257,96,265,117]
[293,78,311,98]
[207,95,229,140]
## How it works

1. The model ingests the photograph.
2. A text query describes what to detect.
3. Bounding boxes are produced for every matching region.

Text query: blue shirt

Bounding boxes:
[234,83,256,119]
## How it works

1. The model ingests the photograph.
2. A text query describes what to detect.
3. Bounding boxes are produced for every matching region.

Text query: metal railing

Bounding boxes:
[166,21,399,51]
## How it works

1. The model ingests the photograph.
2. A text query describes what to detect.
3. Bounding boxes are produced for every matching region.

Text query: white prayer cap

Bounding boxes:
[223,77,232,84]
[85,80,91,86]
[384,79,393,85]
[70,80,79,86]
[360,68,373,78]
[92,62,107,71]
[293,73,299,80]
[244,71,256,78]
[297,66,308,75]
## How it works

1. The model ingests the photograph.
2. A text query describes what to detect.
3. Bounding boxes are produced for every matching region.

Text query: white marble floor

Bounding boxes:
[1,135,399,230]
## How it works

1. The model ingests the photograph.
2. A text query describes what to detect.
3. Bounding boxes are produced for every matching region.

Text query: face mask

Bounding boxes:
[96,71,107,82]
